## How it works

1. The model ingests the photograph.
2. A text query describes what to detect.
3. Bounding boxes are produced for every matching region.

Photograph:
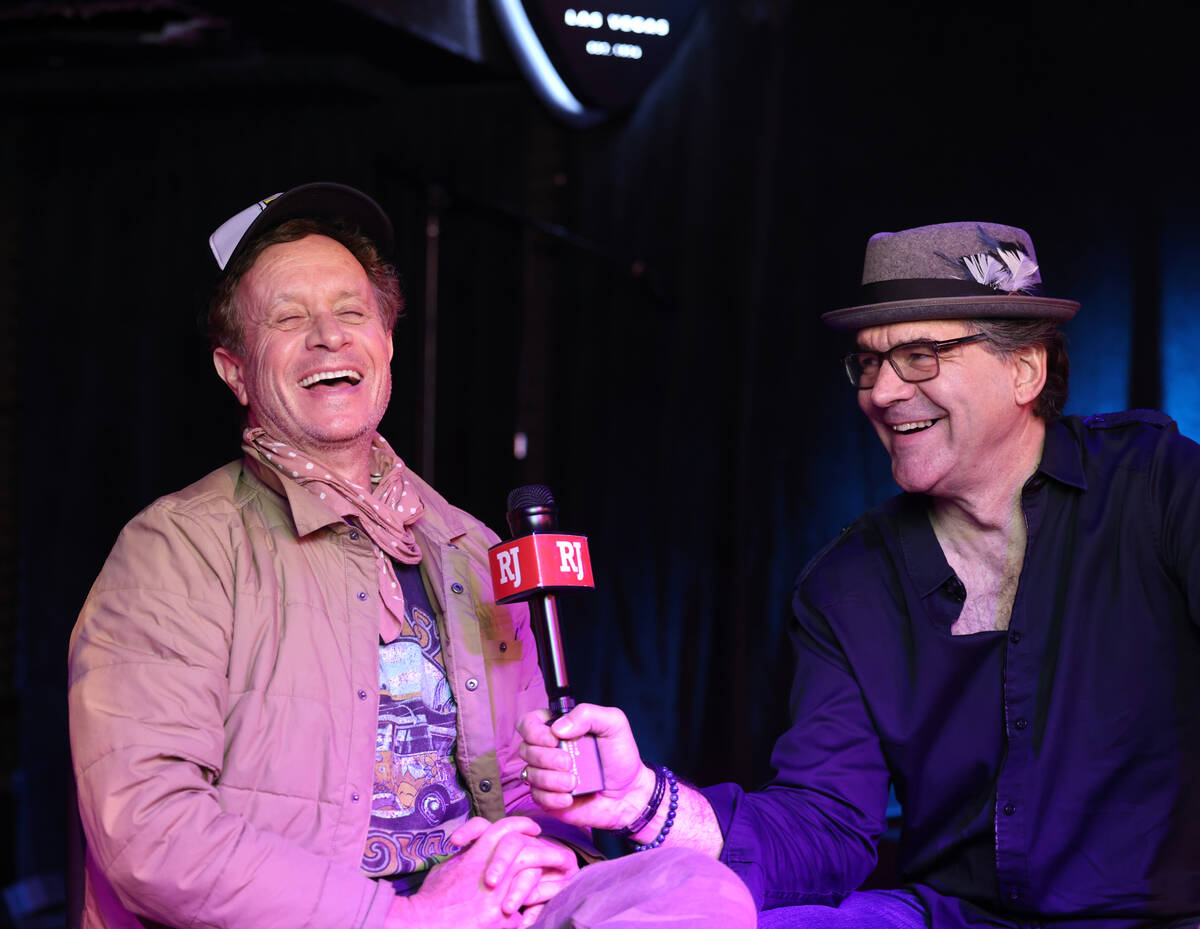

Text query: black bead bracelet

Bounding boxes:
[632,766,677,852]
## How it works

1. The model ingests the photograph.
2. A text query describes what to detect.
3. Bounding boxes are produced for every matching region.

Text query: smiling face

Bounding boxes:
[212,234,394,476]
[855,318,1044,504]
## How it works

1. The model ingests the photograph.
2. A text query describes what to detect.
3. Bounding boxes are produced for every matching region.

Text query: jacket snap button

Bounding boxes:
[479,779,492,792]
[357,689,368,700]
[465,678,479,691]
[349,530,360,541]
[499,642,508,652]
[451,582,464,594]
[1003,802,1016,816]
[357,591,368,601]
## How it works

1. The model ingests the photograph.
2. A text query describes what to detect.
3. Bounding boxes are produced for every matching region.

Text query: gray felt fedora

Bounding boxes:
[821,221,1080,331]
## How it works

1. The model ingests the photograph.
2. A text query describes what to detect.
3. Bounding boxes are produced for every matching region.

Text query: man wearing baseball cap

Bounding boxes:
[518,222,1200,927]
[68,183,755,929]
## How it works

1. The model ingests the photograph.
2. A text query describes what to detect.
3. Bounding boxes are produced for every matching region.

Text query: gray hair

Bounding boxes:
[966,318,1070,420]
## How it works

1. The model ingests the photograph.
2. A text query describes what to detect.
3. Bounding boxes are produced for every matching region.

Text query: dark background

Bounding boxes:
[2,0,1199,922]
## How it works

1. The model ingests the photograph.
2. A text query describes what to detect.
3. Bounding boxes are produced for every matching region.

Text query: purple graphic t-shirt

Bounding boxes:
[361,562,472,877]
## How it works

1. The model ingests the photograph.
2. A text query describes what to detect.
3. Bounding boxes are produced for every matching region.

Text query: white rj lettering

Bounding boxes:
[497,547,522,587]
[556,540,585,581]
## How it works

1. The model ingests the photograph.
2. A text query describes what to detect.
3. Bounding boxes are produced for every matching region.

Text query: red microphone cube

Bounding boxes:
[488,533,595,604]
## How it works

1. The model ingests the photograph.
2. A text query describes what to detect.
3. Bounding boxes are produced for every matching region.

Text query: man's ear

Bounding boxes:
[1012,343,1047,408]
[213,347,250,407]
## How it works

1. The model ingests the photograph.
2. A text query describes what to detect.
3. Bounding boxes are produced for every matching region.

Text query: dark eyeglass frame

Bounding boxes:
[843,333,990,390]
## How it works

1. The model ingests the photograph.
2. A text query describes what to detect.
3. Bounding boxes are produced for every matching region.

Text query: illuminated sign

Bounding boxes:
[491,0,699,126]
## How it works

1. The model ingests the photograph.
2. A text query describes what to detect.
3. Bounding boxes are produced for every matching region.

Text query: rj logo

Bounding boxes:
[556,540,585,580]
[496,547,522,587]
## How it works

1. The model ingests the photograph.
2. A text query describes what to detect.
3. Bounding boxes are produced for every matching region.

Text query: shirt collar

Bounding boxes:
[893,417,1088,601]
[891,494,957,600]
[1032,417,1088,491]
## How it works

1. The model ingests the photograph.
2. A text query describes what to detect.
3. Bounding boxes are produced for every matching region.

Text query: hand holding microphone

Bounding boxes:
[489,484,605,795]
[494,488,697,845]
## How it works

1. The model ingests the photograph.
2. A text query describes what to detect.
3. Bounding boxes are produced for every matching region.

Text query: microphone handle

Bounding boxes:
[530,591,574,718]
[528,591,604,794]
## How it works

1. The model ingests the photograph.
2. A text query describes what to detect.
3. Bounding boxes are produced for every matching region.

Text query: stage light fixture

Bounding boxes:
[492,0,699,127]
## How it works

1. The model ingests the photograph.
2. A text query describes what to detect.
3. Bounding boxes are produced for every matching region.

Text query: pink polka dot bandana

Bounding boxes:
[244,427,424,640]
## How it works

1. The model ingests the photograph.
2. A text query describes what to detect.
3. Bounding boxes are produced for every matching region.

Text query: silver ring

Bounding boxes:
[521,766,530,783]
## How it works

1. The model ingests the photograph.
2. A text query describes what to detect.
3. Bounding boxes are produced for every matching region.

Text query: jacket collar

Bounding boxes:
[241,453,348,536]
[241,451,472,545]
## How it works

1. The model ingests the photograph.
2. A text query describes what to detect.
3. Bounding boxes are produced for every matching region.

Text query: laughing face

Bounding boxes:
[213,234,394,474]
[855,319,1035,502]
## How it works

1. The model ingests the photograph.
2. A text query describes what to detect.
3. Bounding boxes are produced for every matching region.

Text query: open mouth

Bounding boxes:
[298,369,363,389]
[891,419,937,435]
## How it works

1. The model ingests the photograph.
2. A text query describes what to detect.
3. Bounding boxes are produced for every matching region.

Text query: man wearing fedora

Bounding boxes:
[517,222,1200,927]
[67,182,755,929]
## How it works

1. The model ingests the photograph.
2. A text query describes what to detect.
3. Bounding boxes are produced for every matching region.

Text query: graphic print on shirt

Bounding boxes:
[362,564,471,876]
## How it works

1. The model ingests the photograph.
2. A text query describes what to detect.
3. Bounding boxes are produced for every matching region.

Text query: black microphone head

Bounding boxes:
[506,484,558,536]
[507,484,556,511]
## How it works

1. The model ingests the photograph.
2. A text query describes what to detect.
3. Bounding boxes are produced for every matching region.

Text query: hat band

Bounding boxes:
[859,278,1007,303]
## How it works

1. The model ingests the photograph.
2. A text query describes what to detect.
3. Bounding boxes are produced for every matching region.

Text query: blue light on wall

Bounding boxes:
[1057,239,1133,420]
[1161,228,1200,441]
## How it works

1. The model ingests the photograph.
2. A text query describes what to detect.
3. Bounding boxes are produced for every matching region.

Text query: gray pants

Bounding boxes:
[533,847,756,929]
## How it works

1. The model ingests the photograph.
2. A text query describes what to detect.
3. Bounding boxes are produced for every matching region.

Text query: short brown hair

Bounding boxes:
[966,318,1070,420]
[207,218,403,353]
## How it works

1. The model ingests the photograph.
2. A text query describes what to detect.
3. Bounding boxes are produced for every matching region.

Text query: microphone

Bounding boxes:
[489,484,605,795]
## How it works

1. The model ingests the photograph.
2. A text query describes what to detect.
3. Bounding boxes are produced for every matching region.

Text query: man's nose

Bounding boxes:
[868,359,916,405]
[307,311,350,350]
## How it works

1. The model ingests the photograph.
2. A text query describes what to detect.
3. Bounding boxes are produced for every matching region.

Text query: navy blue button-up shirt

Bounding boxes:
[703,413,1200,927]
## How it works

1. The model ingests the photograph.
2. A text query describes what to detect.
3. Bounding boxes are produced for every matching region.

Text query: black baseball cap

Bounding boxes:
[208,181,395,271]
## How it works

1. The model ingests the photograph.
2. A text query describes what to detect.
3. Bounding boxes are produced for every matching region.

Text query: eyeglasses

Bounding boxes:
[842,333,990,390]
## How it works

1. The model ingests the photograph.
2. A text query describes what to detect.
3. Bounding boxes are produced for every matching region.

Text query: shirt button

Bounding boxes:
[465,678,479,691]
[499,642,508,652]
[349,530,360,541]
[357,591,368,601]
[451,582,464,594]
[1014,717,1029,731]
[357,689,368,700]
[1003,802,1016,816]
[1010,630,1023,644]
[479,779,492,792]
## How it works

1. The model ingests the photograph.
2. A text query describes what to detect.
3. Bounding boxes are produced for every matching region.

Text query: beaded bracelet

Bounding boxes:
[632,766,678,852]
[615,765,666,838]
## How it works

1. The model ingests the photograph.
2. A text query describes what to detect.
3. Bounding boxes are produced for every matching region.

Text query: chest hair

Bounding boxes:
[933,503,1027,636]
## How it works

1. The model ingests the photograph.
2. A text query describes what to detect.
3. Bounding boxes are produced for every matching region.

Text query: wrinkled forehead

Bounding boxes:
[238,235,375,308]
[855,318,973,351]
